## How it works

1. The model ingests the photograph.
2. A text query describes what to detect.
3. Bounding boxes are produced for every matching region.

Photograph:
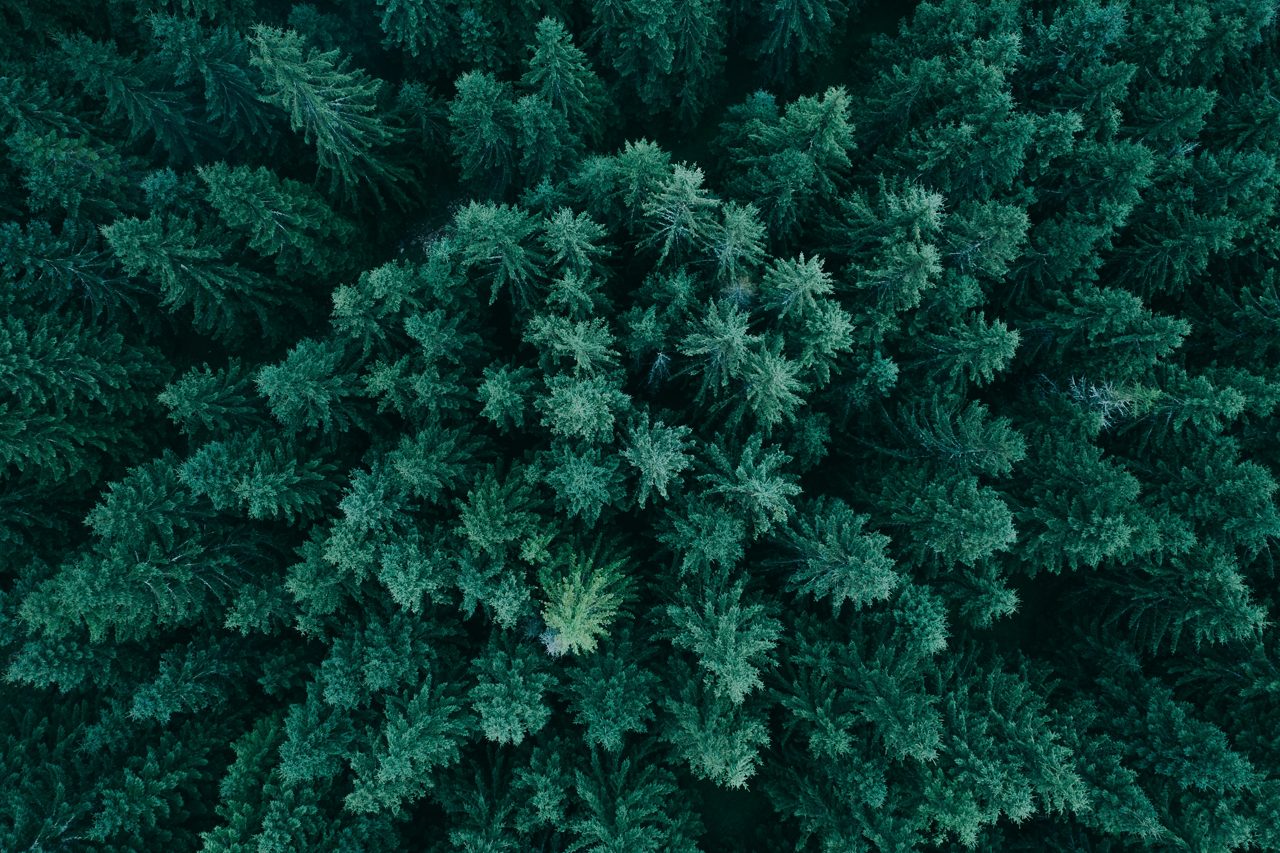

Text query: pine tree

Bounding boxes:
[536,375,629,444]
[249,26,406,202]
[522,18,608,144]
[197,163,355,277]
[375,0,457,64]
[102,214,282,341]
[641,163,722,265]
[0,309,165,486]
[541,207,611,281]
[452,201,545,306]
[565,635,658,750]
[718,87,856,238]
[5,126,135,220]
[755,0,849,84]
[538,546,629,655]
[345,676,469,813]
[663,677,771,788]
[255,338,363,433]
[665,576,781,704]
[57,34,200,162]
[470,641,554,745]
[515,94,576,186]
[699,435,802,538]
[781,497,898,613]
[569,750,702,850]
[543,443,626,523]
[448,71,518,196]
[620,414,693,507]
[150,14,276,150]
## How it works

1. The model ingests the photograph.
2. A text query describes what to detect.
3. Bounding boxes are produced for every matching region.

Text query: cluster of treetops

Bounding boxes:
[3,0,1280,849]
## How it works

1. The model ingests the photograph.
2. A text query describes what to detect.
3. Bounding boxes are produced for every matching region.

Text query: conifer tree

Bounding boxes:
[754,0,850,84]
[58,33,200,162]
[150,14,276,150]
[448,71,518,196]
[197,163,356,277]
[249,26,405,202]
[522,18,608,144]
[7,2,1280,849]
[102,215,282,341]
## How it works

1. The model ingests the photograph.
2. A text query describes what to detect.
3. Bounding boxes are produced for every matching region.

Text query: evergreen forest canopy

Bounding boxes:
[5,0,1280,848]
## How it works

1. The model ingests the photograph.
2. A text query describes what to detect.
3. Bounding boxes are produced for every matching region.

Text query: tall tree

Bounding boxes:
[249,26,406,203]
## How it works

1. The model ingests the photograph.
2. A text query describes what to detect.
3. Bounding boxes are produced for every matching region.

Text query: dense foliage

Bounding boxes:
[4,0,1280,849]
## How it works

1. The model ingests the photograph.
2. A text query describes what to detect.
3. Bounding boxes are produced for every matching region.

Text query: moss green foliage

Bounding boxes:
[4,1,1280,850]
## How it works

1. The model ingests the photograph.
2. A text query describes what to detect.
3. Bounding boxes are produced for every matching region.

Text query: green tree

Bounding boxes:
[700,435,802,538]
[522,18,608,143]
[102,214,282,341]
[250,26,405,202]
[150,14,276,149]
[565,635,658,750]
[255,338,362,433]
[754,0,849,83]
[538,547,630,655]
[57,34,199,162]
[197,163,355,277]
[543,443,626,523]
[781,497,898,613]
[470,641,554,746]
[452,201,545,306]
[718,86,855,238]
[665,576,781,704]
[449,71,518,195]
[345,676,469,813]
[375,0,456,63]
[620,414,693,507]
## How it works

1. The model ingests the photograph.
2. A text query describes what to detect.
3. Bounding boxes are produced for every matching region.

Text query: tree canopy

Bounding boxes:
[4,1,1280,850]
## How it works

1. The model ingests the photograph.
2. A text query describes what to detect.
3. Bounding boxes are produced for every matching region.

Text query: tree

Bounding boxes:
[754,0,849,83]
[538,546,630,655]
[102,214,282,341]
[255,338,362,433]
[708,201,767,288]
[0,309,165,485]
[375,0,456,64]
[449,71,518,195]
[541,207,611,282]
[150,14,276,150]
[524,314,619,377]
[452,201,545,306]
[565,635,658,750]
[781,497,898,613]
[620,414,693,507]
[345,676,469,813]
[569,751,702,851]
[641,164,722,265]
[522,18,607,143]
[543,443,625,524]
[57,34,199,162]
[699,435,802,538]
[884,468,1016,567]
[250,26,405,202]
[158,360,267,438]
[665,576,781,704]
[663,678,771,788]
[718,86,855,238]
[516,94,577,186]
[197,163,355,276]
[679,298,758,403]
[470,641,554,746]
[536,375,629,444]
[0,220,135,315]
[5,126,134,221]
